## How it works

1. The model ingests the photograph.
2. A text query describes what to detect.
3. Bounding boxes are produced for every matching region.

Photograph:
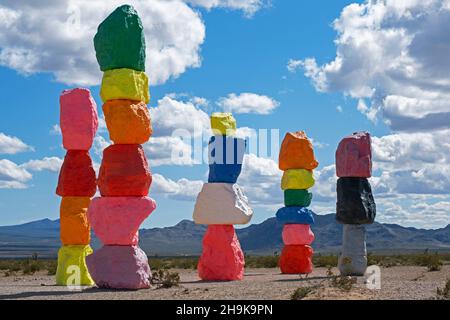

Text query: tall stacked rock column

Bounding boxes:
[55,88,98,286]
[335,132,376,276]
[193,113,253,281]
[276,132,318,274]
[85,5,156,290]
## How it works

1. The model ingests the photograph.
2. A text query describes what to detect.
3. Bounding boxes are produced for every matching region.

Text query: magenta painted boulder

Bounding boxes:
[198,225,245,281]
[86,245,151,290]
[88,197,156,245]
[60,88,99,150]
[282,224,315,246]
[336,132,372,178]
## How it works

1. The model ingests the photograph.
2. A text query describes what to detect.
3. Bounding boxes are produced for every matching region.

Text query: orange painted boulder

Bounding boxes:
[279,131,318,171]
[336,132,372,178]
[98,144,151,196]
[102,100,152,144]
[60,197,91,245]
[282,224,315,246]
[60,88,98,151]
[88,196,156,245]
[198,225,244,281]
[56,151,97,197]
[279,245,313,274]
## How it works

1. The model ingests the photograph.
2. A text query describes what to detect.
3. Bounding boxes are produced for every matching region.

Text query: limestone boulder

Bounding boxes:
[281,169,315,190]
[276,207,315,225]
[279,245,313,274]
[210,113,236,136]
[60,197,91,245]
[282,224,315,246]
[60,88,98,150]
[336,132,372,178]
[279,131,318,171]
[100,68,149,104]
[55,245,94,286]
[193,183,253,225]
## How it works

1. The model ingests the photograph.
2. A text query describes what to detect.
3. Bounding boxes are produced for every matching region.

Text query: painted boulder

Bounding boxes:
[86,245,151,290]
[88,196,156,245]
[338,253,368,276]
[56,151,97,197]
[198,225,245,281]
[60,88,98,150]
[282,224,315,246]
[336,177,376,225]
[279,131,318,171]
[193,183,253,225]
[336,132,372,178]
[208,135,246,183]
[276,207,315,225]
[55,245,94,286]
[100,68,149,104]
[281,169,315,190]
[279,245,313,274]
[60,197,91,245]
[98,144,152,197]
[341,224,367,256]
[210,113,236,136]
[94,4,146,72]
[284,189,312,207]
[102,100,152,144]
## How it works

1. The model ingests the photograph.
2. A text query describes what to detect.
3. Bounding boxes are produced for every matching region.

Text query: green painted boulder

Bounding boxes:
[94,5,146,72]
[284,189,312,207]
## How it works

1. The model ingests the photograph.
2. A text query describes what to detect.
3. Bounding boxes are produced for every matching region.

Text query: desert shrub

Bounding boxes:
[22,260,41,275]
[245,256,279,268]
[314,254,338,268]
[436,279,450,300]
[331,276,355,291]
[414,253,443,271]
[151,269,180,289]
[291,287,313,300]
[46,261,57,275]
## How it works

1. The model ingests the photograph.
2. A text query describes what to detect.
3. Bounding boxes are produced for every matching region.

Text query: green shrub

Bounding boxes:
[291,287,313,300]
[313,254,338,268]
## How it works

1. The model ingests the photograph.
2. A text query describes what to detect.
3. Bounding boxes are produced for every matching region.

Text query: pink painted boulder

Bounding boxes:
[88,197,156,245]
[282,224,315,245]
[86,245,151,290]
[60,88,99,150]
[336,132,372,178]
[198,225,245,281]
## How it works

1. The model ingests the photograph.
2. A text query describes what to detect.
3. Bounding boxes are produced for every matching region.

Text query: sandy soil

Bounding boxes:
[0,266,448,300]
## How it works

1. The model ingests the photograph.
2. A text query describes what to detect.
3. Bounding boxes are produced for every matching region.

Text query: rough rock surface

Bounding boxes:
[336,177,376,224]
[100,68,149,103]
[88,197,156,245]
[60,88,98,150]
[284,189,312,207]
[338,254,368,276]
[281,169,315,190]
[102,100,152,144]
[336,132,372,178]
[279,131,318,171]
[198,225,245,281]
[55,245,94,286]
[60,197,91,245]
[94,5,146,72]
[276,207,315,225]
[56,151,97,197]
[341,224,367,256]
[193,183,253,225]
[282,224,315,245]
[279,245,313,274]
[98,144,151,197]
[208,135,246,183]
[86,245,151,290]
[210,113,236,136]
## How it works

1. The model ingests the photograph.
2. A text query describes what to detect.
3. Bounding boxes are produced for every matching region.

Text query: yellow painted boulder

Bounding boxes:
[211,113,236,136]
[55,245,94,286]
[281,169,315,190]
[100,68,149,103]
[102,100,152,144]
[60,197,91,245]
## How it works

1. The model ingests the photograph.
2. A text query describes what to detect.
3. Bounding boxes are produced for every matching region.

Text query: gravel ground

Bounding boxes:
[0,266,448,300]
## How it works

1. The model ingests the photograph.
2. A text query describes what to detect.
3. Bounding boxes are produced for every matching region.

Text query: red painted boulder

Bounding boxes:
[88,196,156,245]
[60,88,98,150]
[198,225,244,281]
[56,151,97,197]
[279,245,313,274]
[98,144,151,196]
[86,245,151,290]
[336,132,372,178]
[282,224,315,246]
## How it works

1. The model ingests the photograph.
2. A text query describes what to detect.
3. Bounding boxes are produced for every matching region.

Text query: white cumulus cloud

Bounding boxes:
[217,93,280,114]
[0,132,33,154]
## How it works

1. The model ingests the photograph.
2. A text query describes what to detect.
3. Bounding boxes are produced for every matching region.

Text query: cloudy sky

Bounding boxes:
[0,0,449,229]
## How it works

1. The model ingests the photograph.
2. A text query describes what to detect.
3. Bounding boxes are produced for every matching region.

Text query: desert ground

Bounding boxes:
[0,265,448,300]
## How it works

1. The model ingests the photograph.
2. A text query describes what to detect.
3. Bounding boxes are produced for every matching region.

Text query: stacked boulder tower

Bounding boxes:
[276,132,318,274]
[55,88,98,286]
[335,132,376,276]
[85,5,156,290]
[193,113,253,281]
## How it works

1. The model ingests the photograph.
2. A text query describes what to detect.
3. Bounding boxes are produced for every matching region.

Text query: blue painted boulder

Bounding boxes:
[208,135,246,183]
[276,207,315,225]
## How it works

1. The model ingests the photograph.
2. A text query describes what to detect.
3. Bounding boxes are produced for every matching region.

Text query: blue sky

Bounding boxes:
[0,0,449,229]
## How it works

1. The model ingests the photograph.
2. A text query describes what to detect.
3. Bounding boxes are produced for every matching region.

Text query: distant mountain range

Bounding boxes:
[0,214,449,258]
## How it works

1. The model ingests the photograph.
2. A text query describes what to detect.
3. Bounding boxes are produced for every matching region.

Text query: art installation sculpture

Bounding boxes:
[85,5,156,290]
[335,132,376,276]
[193,113,253,281]
[276,132,318,274]
[55,88,98,286]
